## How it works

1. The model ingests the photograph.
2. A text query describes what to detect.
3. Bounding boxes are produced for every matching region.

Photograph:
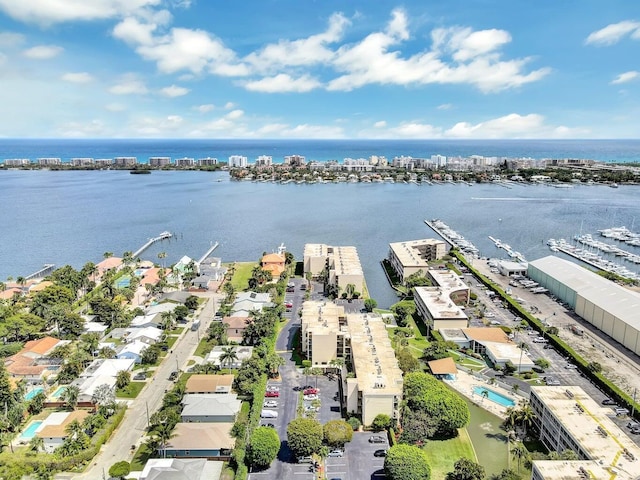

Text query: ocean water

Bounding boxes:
[1,138,640,163]
[2,163,639,308]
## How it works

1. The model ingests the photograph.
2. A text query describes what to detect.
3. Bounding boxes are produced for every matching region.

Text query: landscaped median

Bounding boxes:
[452,250,640,419]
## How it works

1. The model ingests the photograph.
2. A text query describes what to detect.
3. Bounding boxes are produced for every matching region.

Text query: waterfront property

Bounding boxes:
[387,238,447,281]
[5,336,64,381]
[303,243,365,294]
[528,255,640,356]
[300,300,403,425]
[414,283,469,332]
[529,385,640,480]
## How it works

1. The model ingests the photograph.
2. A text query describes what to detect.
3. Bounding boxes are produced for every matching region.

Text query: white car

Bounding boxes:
[263,401,278,408]
[260,409,278,418]
[327,449,344,457]
[304,394,319,401]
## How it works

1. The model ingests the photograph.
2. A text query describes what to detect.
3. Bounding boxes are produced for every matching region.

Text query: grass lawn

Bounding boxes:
[230,262,257,290]
[423,428,476,479]
[165,336,178,348]
[169,327,185,334]
[194,338,215,358]
[131,443,153,471]
[116,381,146,399]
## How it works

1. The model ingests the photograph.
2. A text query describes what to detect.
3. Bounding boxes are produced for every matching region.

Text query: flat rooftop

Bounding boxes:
[329,246,363,276]
[301,301,347,336]
[304,243,329,257]
[532,460,611,480]
[414,287,468,320]
[388,239,445,267]
[348,313,403,396]
[429,269,468,291]
[532,385,640,478]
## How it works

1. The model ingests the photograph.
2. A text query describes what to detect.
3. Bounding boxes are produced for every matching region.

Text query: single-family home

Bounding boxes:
[206,346,253,369]
[95,256,123,280]
[231,292,273,317]
[140,458,223,480]
[261,252,286,277]
[0,287,23,301]
[180,393,242,423]
[36,410,90,453]
[116,341,147,364]
[28,280,53,295]
[72,358,135,402]
[129,313,163,329]
[125,326,163,345]
[199,256,227,282]
[185,374,234,395]
[4,336,64,381]
[221,317,248,343]
[163,423,234,459]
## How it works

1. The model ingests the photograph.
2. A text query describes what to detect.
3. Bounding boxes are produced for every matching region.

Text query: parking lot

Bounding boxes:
[323,432,388,480]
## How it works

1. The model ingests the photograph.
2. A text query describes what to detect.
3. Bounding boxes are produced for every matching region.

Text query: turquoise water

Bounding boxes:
[21,421,43,439]
[134,269,146,276]
[473,386,515,407]
[24,387,44,400]
[51,386,67,399]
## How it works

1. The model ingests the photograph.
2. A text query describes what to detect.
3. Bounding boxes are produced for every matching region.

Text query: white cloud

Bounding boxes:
[23,45,63,59]
[0,0,162,25]
[223,102,235,110]
[388,122,443,138]
[374,120,387,128]
[585,20,640,46]
[105,103,126,112]
[57,119,107,137]
[160,84,189,97]
[130,114,184,135]
[225,109,244,120]
[261,123,345,138]
[611,71,639,84]
[444,113,584,139]
[243,73,322,93]
[244,12,349,72]
[0,32,24,47]
[327,9,549,93]
[112,16,159,46]
[109,74,148,95]
[437,103,453,110]
[61,72,94,84]
[194,104,215,113]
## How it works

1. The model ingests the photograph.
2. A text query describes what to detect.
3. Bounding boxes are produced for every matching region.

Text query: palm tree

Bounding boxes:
[16,276,26,289]
[219,346,238,370]
[116,370,131,390]
[61,385,80,410]
[480,389,489,403]
[122,251,133,266]
[517,401,535,436]
[155,422,176,458]
[160,311,176,330]
[512,384,520,396]
[510,441,528,473]
[29,435,44,453]
[266,352,285,378]
[344,283,356,302]
[517,341,529,372]
[158,252,167,269]
[103,252,113,259]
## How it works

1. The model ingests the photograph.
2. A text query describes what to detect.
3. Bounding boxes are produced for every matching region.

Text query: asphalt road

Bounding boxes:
[63,292,219,480]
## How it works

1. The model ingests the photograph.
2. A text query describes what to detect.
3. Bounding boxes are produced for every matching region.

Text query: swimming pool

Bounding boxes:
[472,386,515,407]
[24,387,44,400]
[51,386,67,399]
[134,268,147,276]
[21,421,43,440]
[115,276,131,288]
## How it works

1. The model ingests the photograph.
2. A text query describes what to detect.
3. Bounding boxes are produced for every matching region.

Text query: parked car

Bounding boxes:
[564,364,578,369]
[265,391,280,398]
[304,388,319,395]
[286,287,295,293]
[616,407,630,415]
[327,449,344,457]
[373,449,387,457]
[533,337,548,343]
[369,435,385,444]
[168,371,179,381]
[602,398,617,405]
[297,456,314,464]
[263,400,278,408]
[266,385,280,391]
[133,372,147,380]
[627,421,640,430]
[303,394,318,401]
[285,302,293,308]
[260,409,278,418]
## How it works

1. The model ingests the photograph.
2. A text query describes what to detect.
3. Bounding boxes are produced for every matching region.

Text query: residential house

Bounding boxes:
[199,257,227,282]
[185,374,234,395]
[261,252,286,277]
[206,346,253,369]
[140,459,223,480]
[95,257,123,280]
[163,423,234,459]
[221,317,248,343]
[36,410,90,453]
[4,336,63,382]
[28,280,53,295]
[231,291,273,317]
[116,341,147,364]
[72,358,135,403]
[125,326,163,345]
[180,393,242,423]
[0,287,22,300]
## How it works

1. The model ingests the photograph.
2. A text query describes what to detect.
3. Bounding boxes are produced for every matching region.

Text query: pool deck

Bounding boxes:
[445,370,518,418]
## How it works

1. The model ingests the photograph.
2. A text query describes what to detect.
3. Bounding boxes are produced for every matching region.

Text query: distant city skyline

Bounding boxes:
[0,1,638,139]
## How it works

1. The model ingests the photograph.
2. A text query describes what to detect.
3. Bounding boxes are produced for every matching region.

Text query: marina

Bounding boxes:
[488,236,527,263]
[425,219,480,257]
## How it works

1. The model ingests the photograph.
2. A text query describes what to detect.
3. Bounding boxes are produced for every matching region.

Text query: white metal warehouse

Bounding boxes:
[528,256,640,356]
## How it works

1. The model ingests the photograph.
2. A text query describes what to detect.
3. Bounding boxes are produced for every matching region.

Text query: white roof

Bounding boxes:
[130,313,161,328]
[73,375,116,397]
[117,341,147,357]
[126,326,163,343]
[530,256,640,329]
[80,358,135,378]
[482,341,535,367]
[206,346,253,365]
[181,394,242,418]
[146,303,178,315]
[84,321,108,334]
[141,459,223,480]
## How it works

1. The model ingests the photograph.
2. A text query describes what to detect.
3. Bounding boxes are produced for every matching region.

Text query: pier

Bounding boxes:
[196,242,219,266]
[132,231,173,258]
[425,219,479,257]
[25,264,55,280]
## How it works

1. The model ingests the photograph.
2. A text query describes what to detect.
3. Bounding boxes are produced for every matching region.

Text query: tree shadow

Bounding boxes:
[370,468,386,479]
[485,431,509,443]
[278,439,294,463]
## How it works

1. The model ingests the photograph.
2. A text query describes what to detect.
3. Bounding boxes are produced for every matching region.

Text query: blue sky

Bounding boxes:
[0,0,638,139]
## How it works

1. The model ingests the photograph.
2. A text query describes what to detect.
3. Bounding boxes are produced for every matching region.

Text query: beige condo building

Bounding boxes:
[300,301,403,425]
[303,244,364,294]
[387,239,447,281]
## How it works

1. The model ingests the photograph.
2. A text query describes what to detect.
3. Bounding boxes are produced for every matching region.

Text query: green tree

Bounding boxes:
[286,417,323,458]
[384,444,431,480]
[371,413,392,431]
[422,341,457,361]
[510,442,528,473]
[116,370,131,390]
[398,409,438,444]
[364,298,378,312]
[174,305,189,322]
[108,461,131,480]
[28,435,44,453]
[185,295,199,310]
[323,419,353,447]
[30,284,75,318]
[534,358,550,370]
[61,385,80,410]
[445,458,485,480]
[347,416,361,431]
[27,391,46,415]
[344,283,356,301]
[587,361,602,373]
[397,348,420,374]
[248,426,280,468]
[0,363,15,409]
[219,346,239,369]
[490,469,521,480]
[141,344,161,365]
[208,321,227,344]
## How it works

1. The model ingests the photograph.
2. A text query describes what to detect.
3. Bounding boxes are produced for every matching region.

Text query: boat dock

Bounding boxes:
[425,219,479,257]
[132,231,173,258]
[488,236,527,263]
[25,263,55,280]
[552,241,640,281]
[196,242,219,265]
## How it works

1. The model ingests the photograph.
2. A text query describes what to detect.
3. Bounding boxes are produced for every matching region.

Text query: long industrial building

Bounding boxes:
[528,256,640,356]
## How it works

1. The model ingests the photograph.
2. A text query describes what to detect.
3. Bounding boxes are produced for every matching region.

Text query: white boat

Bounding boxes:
[610,183,619,188]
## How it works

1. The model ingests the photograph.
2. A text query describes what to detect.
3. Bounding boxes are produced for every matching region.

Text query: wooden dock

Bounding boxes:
[132,231,173,258]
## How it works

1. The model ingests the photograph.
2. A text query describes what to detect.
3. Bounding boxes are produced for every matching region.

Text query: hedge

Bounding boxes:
[233,375,268,480]
[452,251,639,419]
[388,428,397,446]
